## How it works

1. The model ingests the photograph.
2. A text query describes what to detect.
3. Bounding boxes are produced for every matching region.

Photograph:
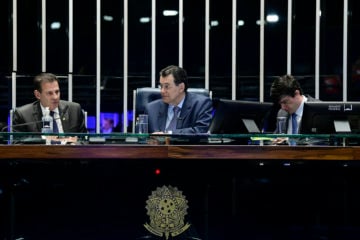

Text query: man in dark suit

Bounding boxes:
[145,65,213,134]
[270,74,319,135]
[12,73,87,133]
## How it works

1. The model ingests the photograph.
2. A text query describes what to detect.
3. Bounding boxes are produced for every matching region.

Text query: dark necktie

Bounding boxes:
[50,111,59,133]
[292,113,297,134]
[166,106,180,132]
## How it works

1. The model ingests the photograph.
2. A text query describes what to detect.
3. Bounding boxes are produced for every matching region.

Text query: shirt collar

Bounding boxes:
[40,104,59,115]
[169,95,185,110]
[296,95,307,117]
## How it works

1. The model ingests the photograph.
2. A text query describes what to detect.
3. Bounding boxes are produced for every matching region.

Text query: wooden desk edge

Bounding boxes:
[0,144,359,160]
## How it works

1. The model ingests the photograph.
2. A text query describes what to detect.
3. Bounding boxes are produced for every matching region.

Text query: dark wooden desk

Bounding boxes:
[1,144,360,160]
[1,144,360,240]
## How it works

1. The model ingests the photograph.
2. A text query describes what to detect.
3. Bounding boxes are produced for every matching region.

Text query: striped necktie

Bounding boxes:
[292,113,297,134]
[50,111,59,133]
[166,106,180,132]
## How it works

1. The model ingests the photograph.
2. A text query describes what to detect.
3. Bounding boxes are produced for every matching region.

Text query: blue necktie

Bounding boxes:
[50,111,59,133]
[292,113,297,134]
[166,106,180,132]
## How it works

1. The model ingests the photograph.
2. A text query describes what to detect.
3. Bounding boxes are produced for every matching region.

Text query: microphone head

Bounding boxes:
[277,109,289,118]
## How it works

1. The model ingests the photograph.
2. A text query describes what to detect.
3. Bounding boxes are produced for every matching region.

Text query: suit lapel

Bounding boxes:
[59,102,70,132]
[177,94,191,128]
[33,103,43,132]
[157,103,167,131]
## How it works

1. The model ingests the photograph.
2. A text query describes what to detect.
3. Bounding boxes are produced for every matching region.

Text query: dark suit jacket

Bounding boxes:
[12,100,87,133]
[274,95,319,134]
[145,92,213,134]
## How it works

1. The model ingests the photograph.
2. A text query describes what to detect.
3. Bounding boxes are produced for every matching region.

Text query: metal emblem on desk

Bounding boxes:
[144,185,191,239]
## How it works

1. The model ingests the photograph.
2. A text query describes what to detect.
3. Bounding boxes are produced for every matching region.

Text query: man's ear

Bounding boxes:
[34,90,41,100]
[179,82,185,92]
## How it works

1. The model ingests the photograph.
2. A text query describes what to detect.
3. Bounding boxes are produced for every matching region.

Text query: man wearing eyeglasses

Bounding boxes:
[145,65,213,134]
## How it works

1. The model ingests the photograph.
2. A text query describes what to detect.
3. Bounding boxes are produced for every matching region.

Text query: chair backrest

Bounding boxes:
[132,87,212,133]
[82,109,88,129]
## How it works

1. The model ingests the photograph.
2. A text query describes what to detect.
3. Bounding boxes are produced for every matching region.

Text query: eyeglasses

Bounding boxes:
[158,83,173,90]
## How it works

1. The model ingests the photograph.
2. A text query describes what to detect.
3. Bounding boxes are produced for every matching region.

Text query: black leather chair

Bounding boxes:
[132,87,212,133]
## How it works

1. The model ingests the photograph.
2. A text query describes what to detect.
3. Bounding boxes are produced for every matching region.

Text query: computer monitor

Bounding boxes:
[209,99,273,134]
[301,102,360,134]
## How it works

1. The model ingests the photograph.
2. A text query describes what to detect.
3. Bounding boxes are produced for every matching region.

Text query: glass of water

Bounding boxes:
[138,114,149,134]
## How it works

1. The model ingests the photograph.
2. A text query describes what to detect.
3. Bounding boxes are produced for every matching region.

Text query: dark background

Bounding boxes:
[1,2,360,237]
[0,0,360,128]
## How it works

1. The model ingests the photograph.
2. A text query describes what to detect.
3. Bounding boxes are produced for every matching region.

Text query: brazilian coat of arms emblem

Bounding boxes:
[144,185,191,239]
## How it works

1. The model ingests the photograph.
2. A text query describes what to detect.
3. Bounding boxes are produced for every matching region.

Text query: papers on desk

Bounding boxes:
[207,138,234,144]
[250,137,275,141]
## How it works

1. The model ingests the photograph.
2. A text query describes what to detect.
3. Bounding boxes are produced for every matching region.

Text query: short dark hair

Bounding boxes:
[270,74,303,103]
[159,65,189,91]
[33,73,59,92]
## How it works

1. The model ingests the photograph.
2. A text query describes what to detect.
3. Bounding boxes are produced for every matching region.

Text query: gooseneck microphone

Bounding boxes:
[1,118,61,132]
[277,109,289,118]
[1,120,43,132]
[275,109,289,134]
